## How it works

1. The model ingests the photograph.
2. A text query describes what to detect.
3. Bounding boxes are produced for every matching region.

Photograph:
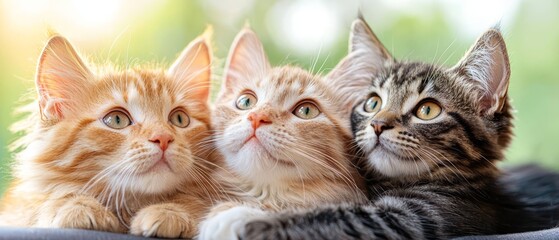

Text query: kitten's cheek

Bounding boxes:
[165,152,194,174]
[359,132,377,153]
[222,124,253,153]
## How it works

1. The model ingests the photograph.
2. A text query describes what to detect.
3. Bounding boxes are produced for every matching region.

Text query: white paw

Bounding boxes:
[198,206,266,240]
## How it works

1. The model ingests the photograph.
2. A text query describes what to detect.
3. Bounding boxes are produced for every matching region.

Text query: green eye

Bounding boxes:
[293,102,321,119]
[236,92,257,110]
[169,109,190,128]
[364,95,382,113]
[415,101,442,120]
[103,110,132,129]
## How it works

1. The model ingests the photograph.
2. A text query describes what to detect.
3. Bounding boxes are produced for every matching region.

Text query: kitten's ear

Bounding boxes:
[326,18,392,112]
[168,31,212,103]
[223,28,270,89]
[348,16,392,62]
[451,28,510,115]
[36,36,92,120]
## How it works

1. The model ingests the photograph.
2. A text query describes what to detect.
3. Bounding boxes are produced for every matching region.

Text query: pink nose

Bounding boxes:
[149,134,174,151]
[370,120,394,136]
[247,112,272,129]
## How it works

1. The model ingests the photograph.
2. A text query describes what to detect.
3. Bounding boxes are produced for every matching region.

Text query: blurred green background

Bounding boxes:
[1,0,558,195]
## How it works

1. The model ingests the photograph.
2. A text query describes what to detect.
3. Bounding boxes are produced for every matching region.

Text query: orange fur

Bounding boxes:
[0,32,220,238]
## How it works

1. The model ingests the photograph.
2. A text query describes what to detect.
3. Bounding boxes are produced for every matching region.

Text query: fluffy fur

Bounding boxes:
[198,29,368,239]
[241,17,558,240]
[0,32,220,238]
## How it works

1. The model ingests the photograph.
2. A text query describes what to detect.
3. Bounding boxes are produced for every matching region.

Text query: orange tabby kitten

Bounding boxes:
[198,28,368,239]
[0,32,219,238]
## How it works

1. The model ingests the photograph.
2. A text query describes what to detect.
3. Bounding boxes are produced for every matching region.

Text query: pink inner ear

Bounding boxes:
[492,53,510,95]
[481,40,510,114]
[454,29,510,115]
[37,77,69,120]
[183,46,211,101]
[224,29,270,89]
[479,97,495,114]
[36,36,91,120]
[39,97,64,120]
[168,38,212,102]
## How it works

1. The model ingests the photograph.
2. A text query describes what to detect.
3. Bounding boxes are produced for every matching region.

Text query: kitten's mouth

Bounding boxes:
[244,134,258,145]
[241,134,295,167]
[370,140,418,162]
[142,157,171,174]
[371,138,382,150]
[371,139,392,154]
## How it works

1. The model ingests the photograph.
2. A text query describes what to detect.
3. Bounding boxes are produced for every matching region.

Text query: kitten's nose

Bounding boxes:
[149,133,174,151]
[248,112,272,129]
[370,120,394,136]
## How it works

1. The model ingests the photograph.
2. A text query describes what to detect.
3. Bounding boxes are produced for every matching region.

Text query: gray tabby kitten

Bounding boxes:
[241,18,559,239]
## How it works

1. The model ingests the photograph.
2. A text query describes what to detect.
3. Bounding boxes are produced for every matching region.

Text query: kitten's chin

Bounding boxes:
[241,139,294,167]
[118,160,184,194]
[140,158,172,174]
[368,149,431,178]
[229,143,296,183]
[127,172,183,194]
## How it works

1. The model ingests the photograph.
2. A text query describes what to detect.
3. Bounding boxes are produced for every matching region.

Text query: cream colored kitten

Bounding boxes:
[198,28,369,239]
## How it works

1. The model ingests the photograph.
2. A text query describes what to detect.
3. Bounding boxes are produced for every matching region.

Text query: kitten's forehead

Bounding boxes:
[257,66,327,108]
[96,70,186,121]
[372,62,449,106]
[116,71,170,98]
[377,62,441,91]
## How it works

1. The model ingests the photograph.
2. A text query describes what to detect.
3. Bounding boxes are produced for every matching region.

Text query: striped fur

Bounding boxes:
[239,18,552,240]
[0,33,220,238]
[198,29,367,239]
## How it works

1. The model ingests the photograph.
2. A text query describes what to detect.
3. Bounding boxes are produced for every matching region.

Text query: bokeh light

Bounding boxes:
[267,0,341,55]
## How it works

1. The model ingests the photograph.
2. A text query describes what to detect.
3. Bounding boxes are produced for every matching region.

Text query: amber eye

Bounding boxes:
[236,92,257,110]
[364,95,382,113]
[415,101,442,120]
[103,110,132,129]
[293,102,321,119]
[169,109,190,128]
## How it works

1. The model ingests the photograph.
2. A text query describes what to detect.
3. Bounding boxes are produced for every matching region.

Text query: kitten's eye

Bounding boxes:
[293,102,321,119]
[169,109,190,128]
[415,101,442,120]
[103,110,132,129]
[364,95,382,113]
[236,92,257,110]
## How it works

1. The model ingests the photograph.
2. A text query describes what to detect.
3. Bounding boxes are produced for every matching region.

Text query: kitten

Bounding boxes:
[197,28,368,239]
[241,17,547,239]
[0,32,219,238]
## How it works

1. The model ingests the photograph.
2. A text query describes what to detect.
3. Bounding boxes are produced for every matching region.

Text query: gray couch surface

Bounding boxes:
[0,227,157,240]
[1,227,559,240]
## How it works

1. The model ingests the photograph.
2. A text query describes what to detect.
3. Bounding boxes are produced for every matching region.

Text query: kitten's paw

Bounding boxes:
[130,203,196,238]
[42,196,122,232]
[199,205,266,240]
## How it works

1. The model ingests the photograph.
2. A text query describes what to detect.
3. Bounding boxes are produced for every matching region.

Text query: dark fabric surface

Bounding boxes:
[0,227,162,240]
[454,228,559,240]
[1,227,559,240]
